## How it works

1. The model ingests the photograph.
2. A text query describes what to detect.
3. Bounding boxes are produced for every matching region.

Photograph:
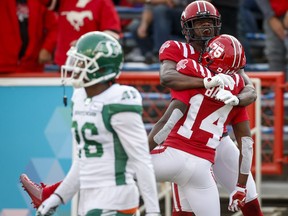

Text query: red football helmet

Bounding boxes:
[181,0,221,42]
[201,34,246,75]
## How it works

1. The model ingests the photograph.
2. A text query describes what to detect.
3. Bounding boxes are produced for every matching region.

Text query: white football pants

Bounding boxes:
[151,146,220,216]
[171,135,258,212]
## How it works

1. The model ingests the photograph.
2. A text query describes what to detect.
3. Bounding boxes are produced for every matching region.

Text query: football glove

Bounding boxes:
[216,88,239,106]
[36,194,62,216]
[228,184,247,212]
[203,73,235,90]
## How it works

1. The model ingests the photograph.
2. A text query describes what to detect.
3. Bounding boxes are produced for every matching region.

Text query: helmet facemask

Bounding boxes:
[182,16,221,42]
[181,1,222,43]
[61,32,123,88]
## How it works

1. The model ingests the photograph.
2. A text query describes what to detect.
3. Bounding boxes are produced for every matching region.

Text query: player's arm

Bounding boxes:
[228,117,254,212]
[160,59,235,91]
[37,160,80,215]
[232,120,253,187]
[237,69,257,106]
[216,70,257,107]
[111,112,161,214]
[160,60,205,90]
[148,99,187,151]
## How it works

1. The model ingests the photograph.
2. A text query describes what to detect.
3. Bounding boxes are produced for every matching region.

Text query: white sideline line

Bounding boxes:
[0,78,72,86]
[0,78,61,86]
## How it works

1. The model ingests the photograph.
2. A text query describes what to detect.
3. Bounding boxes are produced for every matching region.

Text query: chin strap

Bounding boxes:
[197,40,209,63]
[62,81,67,107]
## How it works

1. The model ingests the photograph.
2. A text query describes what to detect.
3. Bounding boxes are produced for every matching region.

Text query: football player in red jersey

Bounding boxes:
[20,1,263,215]
[156,1,263,216]
[149,34,254,216]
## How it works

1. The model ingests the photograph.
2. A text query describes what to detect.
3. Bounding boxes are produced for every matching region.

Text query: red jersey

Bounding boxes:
[161,59,249,164]
[159,39,230,134]
[0,0,58,72]
[159,40,200,63]
[270,0,288,17]
[55,0,121,65]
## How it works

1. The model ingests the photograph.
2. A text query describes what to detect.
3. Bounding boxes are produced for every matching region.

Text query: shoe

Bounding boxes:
[20,174,45,208]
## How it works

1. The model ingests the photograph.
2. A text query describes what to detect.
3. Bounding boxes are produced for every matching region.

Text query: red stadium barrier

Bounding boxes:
[119,71,287,175]
[1,71,286,175]
[247,72,286,174]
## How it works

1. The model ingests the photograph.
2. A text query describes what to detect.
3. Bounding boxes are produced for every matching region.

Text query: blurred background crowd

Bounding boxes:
[0,0,287,80]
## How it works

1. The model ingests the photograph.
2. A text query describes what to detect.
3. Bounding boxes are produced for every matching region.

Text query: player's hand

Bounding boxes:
[217,74,235,90]
[203,74,235,90]
[216,88,239,106]
[36,194,61,216]
[228,184,247,212]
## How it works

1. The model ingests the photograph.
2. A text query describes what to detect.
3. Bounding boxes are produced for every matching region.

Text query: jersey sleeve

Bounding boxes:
[176,59,213,78]
[54,160,80,203]
[170,88,191,105]
[230,73,246,95]
[230,106,249,125]
[111,112,160,213]
[159,40,186,63]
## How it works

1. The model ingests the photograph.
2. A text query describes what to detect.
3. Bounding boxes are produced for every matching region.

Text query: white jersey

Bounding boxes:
[55,84,160,214]
[71,84,143,188]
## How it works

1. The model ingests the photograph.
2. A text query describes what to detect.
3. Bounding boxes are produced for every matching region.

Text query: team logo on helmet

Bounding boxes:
[61,31,123,88]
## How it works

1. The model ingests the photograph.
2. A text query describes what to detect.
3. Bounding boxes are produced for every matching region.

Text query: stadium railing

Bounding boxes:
[0,71,286,175]
[1,71,287,215]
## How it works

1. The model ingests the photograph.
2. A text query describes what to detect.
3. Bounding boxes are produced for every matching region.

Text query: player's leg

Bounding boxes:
[171,183,195,216]
[150,146,189,183]
[151,146,220,215]
[20,174,61,208]
[213,135,263,216]
[181,156,220,216]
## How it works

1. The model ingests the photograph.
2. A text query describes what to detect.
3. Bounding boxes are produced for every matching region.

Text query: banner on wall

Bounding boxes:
[0,78,73,216]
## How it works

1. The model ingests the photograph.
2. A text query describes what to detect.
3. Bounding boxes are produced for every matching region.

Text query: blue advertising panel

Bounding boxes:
[0,78,73,216]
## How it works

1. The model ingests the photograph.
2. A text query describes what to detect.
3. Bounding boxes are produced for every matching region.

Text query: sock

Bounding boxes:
[42,181,62,201]
[241,198,264,216]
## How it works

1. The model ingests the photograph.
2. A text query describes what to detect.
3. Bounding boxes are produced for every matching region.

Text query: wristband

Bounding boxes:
[236,183,246,189]
[237,95,241,104]
[53,193,64,204]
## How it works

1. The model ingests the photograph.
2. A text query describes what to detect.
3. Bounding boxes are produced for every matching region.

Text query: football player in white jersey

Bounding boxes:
[30,31,161,216]
[155,1,263,216]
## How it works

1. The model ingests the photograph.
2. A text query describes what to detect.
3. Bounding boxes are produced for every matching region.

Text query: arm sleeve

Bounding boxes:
[54,159,80,203]
[111,112,160,213]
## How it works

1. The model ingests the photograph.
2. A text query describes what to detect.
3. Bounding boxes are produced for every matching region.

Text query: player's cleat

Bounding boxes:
[20,174,45,208]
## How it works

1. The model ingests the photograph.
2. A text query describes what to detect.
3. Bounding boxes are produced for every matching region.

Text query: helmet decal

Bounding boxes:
[61,31,123,88]
[201,34,246,75]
